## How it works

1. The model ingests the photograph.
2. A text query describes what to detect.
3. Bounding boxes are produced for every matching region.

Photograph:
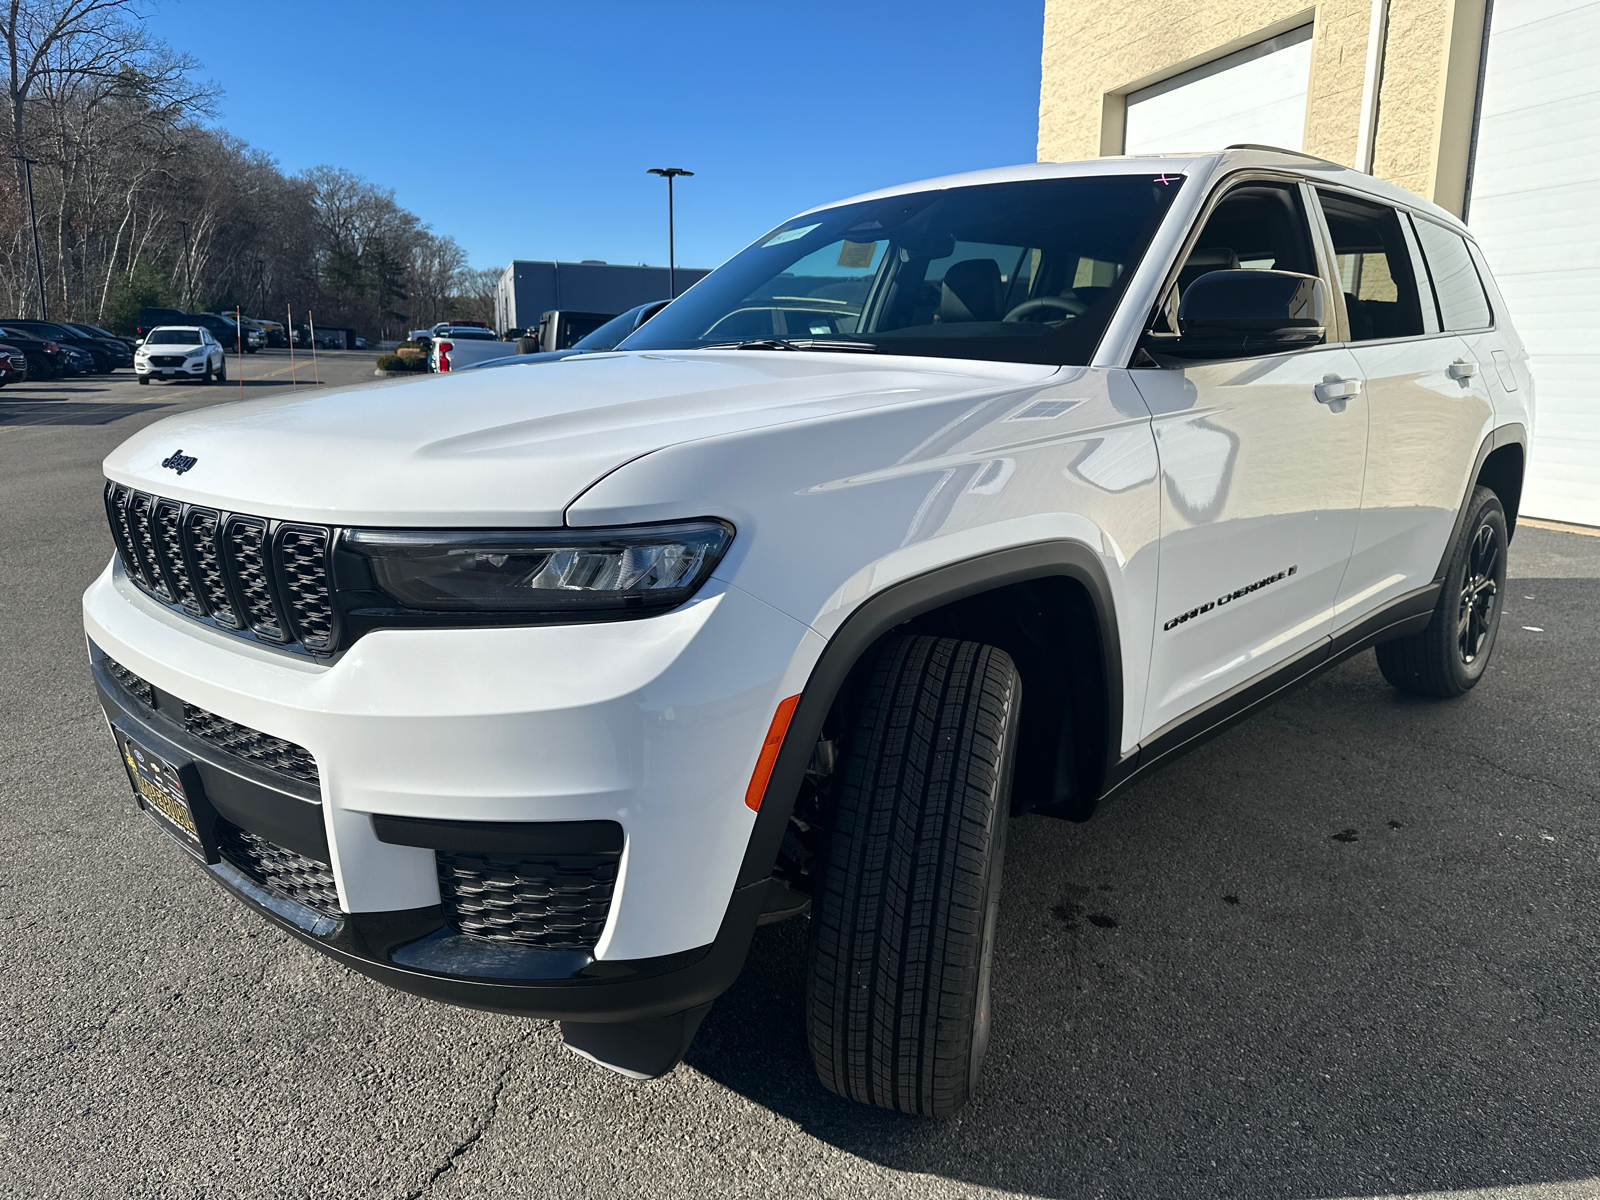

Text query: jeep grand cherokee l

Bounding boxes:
[85,148,1530,1115]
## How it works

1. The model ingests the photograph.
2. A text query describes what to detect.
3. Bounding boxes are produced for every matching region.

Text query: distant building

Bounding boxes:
[1038,0,1600,524]
[494,261,712,335]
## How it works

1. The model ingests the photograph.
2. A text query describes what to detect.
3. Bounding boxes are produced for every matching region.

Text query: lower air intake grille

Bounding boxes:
[218,823,341,917]
[437,851,620,950]
[103,657,154,707]
[182,704,320,786]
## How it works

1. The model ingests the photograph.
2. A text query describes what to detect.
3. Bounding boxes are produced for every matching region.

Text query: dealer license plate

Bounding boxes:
[116,731,202,853]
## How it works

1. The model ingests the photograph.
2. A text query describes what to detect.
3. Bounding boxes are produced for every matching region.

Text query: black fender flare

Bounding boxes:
[735,539,1126,888]
[1435,422,1527,583]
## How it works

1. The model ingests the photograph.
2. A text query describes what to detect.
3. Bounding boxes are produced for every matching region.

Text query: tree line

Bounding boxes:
[2,0,498,338]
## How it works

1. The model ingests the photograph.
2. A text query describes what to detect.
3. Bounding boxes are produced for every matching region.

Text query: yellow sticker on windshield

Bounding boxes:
[837,240,877,269]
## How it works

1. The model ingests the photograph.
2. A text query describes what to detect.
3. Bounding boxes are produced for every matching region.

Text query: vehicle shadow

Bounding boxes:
[688,620,1600,1199]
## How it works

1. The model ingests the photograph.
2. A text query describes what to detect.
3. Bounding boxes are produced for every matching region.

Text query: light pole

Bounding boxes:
[177,220,195,310]
[12,154,48,318]
[647,167,693,298]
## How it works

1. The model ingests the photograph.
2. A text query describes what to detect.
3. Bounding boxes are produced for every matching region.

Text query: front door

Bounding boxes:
[1132,180,1370,738]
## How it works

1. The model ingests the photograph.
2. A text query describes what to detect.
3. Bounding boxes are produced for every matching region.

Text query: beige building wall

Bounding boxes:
[1037,0,1488,214]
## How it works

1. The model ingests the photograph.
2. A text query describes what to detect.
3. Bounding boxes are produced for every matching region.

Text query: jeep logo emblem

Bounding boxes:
[161,449,197,475]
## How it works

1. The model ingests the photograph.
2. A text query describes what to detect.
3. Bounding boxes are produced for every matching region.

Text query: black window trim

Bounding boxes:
[1130,168,1349,366]
[1302,182,1496,351]
[1408,209,1497,334]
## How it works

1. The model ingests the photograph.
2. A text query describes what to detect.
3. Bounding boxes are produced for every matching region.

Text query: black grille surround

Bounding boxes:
[437,850,620,950]
[218,822,341,917]
[105,482,337,656]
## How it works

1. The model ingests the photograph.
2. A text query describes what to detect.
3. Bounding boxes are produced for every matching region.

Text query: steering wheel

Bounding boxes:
[1001,295,1085,323]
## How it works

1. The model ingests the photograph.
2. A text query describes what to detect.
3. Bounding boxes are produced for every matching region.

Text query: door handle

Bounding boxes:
[1448,359,1477,380]
[1315,377,1362,405]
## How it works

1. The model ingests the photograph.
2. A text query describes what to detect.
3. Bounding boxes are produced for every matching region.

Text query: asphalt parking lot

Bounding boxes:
[2,359,1597,1200]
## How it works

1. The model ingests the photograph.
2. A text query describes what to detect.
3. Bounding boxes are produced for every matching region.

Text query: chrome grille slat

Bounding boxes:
[223,516,286,642]
[183,508,239,628]
[103,482,335,655]
[128,492,172,602]
[278,527,335,651]
[106,484,151,590]
[153,499,199,614]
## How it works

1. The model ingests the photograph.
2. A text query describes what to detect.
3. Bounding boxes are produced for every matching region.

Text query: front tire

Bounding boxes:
[215,358,226,383]
[137,375,148,386]
[1376,485,1508,696]
[806,635,1020,1117]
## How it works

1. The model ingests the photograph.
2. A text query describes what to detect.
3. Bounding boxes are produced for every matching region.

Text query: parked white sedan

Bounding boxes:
[135,326,226,385]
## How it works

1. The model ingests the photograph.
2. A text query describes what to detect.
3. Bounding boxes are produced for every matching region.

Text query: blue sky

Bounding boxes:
[142,0,1045,273]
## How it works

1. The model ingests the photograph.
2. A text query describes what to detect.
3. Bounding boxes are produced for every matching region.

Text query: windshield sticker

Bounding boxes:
[837,240,877,269]
[762,223,820,248]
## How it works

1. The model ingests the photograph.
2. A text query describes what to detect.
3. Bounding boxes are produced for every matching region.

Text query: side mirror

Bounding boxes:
[1158,269,1326,358]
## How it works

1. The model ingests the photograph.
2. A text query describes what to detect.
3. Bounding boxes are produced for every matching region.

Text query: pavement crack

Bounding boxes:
[402,1045,520,1200]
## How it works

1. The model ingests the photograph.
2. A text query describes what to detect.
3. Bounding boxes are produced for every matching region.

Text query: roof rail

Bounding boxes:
[1226,143,1347,168]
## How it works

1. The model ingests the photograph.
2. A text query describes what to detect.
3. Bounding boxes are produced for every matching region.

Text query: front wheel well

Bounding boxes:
[833,576,1110,821]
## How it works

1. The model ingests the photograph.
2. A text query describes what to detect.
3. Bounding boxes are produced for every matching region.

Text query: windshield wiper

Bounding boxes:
[707,338,879,354]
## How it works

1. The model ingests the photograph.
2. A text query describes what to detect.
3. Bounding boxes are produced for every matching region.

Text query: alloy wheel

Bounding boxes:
[1457,520,1500,664]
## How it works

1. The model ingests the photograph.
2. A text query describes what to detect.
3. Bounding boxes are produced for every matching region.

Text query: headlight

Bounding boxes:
[342,520,734,615]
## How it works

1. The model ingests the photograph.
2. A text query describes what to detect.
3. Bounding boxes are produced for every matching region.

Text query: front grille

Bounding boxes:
[437,850,620,950]
[104,483,335,654]
[218,823,341,917]
[148,354,185,367]
[183,703,320,786]
[103,657,154,707]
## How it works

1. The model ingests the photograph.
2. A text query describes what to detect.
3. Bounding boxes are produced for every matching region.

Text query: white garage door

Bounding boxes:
[1469,0,1600,525]
[1123,25,1314,155]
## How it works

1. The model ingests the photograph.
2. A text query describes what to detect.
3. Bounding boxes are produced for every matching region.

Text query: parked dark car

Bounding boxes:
[0,342,28,385]
[0,325,68,379]
[136,308,188,338]
[60,345,96,375]
[460,300,671,372]
[188,312,249,353]
[4,319,120,372]
[64,322,138,362]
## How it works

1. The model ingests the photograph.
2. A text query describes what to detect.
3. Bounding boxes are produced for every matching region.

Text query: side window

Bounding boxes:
[1315,190,1426,341]
[1412,217,1493,331]
[1152,182,1320,336]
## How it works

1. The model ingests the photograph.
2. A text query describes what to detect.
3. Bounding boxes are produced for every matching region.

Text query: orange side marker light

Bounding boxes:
[744,694,801,812]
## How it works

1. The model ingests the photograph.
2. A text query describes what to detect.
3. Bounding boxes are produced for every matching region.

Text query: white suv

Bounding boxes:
[135,326,226,385]
[86,148,1531,1115]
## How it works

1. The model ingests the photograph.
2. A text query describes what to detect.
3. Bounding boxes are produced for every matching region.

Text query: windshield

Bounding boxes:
[145,329,202,345]
[572,303,658,351]
[622,175,1183,365]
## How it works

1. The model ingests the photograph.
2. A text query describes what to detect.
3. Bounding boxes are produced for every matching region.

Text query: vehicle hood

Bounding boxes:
[458,347,588,372]
[140,342,207,354]
[103,350,1059,525]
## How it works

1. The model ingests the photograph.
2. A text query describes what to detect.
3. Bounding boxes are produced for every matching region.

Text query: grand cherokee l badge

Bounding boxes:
[160,449,197,475]
[1164,566,1298,631]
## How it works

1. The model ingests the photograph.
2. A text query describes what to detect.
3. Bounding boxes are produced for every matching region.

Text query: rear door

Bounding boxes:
[1132,178,1368,738]
[1316,190,1496,622]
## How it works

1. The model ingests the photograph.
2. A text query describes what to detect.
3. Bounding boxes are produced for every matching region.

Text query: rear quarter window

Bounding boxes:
[1412,217,1493,331]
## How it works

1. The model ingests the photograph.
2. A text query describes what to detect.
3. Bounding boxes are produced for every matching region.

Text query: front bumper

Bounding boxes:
[135,360,207,377]
[85,562,820,1018]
